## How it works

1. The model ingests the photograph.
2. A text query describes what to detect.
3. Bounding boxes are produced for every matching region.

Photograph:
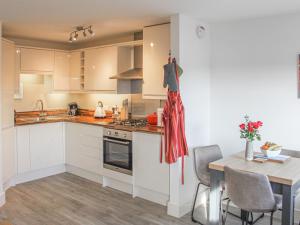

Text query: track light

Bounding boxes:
[88,26,95,36]
[68,25,95,42]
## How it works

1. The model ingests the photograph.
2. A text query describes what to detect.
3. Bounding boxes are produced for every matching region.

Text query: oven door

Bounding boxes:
[103,136,132,175]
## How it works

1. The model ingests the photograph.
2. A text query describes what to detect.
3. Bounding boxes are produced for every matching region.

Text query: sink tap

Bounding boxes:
[36,99,47,119]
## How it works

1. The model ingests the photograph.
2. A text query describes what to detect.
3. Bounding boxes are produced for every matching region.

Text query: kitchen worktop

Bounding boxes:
[15,110,162,134]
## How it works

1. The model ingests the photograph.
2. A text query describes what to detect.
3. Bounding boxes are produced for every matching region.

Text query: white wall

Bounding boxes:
[210,13,300,209]
[168,14,211,217]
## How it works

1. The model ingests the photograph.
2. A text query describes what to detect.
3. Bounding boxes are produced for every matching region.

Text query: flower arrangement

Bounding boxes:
[239,115,263,142]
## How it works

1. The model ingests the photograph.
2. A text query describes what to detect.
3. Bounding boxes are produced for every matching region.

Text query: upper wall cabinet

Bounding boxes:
[2,39,16,128]
[69,51,82,91]
[19,47,54,74]
[53,51,70,91]
[143,24,170,99]
[84,46,118,91]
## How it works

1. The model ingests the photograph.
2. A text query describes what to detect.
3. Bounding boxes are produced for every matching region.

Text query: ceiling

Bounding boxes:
[1,0,300,43]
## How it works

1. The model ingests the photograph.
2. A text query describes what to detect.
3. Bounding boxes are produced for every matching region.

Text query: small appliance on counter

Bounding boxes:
[68,102,79,116]
[120,99,129,120]
[94,101,106,118]
[147,112,158,125]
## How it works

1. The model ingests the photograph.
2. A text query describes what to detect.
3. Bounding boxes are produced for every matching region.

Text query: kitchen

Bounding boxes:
[4,22,171,204]
[2,1,300,225]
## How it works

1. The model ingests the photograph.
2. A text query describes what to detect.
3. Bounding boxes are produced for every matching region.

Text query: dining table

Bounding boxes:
[208,151,300,225]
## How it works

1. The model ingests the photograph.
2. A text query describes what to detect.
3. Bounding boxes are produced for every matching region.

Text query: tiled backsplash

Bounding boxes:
[14,74,163,117]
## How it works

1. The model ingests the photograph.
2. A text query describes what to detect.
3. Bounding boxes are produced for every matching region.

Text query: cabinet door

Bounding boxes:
[16,126,31,174]
[3,127,16,183]
[85,47,117,91]
[65,123,103,174]
[69,51,81,91]
[53,51,70,90]
[30,123,64,170]
[2,40,15,128]
[133,132,169,196]
[143,24,170,99]
[20,48,54,73]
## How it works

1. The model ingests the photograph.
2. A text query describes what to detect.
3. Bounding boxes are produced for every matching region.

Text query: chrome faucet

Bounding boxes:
[36,99,47,119]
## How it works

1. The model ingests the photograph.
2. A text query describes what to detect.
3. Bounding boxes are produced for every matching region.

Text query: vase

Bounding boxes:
[245,141,254,161]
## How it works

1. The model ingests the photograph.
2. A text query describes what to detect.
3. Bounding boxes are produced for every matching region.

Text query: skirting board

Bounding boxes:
[14,164,66,185]
[167,200,193,218]
[0,191,5,207]
[65,164,103,184]
[133,185,169,206]
[103,176,133,194]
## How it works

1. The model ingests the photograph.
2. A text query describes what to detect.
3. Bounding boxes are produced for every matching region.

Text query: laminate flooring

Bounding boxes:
[0,173,285,225]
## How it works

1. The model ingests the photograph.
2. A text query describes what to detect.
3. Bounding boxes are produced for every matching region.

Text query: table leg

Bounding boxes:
[282,184,294,225]
[209,170,223,225]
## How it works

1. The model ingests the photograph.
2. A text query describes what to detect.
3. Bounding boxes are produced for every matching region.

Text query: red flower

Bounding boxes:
[248,123,254,133]
[239,123,245,130]
[257,121,263,127]
[253,122,259,129]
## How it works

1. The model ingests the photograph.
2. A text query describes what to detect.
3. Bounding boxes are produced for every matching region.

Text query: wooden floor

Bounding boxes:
[0,173,284,225]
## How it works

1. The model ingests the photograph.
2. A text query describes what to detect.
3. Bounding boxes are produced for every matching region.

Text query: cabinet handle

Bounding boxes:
[103,138,130,145]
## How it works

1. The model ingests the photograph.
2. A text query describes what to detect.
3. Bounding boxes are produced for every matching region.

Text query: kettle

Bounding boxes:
[94,101,106,118]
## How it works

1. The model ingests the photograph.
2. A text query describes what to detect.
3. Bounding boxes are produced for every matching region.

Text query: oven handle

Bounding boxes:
[103,137,130,145]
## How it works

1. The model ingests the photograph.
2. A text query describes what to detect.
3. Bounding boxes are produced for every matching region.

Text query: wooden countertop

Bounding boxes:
[209,152,300,186]
[15,114,162,135]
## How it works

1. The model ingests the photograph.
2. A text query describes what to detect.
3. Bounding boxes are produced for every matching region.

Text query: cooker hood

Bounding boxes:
[109,68,143,80]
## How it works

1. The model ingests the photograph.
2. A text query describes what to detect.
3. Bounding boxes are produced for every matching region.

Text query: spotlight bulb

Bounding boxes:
[88,28,95,36]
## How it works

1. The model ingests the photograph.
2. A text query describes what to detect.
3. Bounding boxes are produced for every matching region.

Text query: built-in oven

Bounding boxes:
[103,128,132,175]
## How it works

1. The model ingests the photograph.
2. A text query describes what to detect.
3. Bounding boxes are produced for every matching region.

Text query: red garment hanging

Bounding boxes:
[161,58,188,184]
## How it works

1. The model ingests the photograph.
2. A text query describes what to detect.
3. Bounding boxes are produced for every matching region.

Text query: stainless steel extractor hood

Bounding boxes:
[110,68,143,80]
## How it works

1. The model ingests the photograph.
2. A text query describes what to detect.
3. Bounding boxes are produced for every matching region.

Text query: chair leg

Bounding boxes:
[270,212,274,225]
[222,199,230,225]
[191,182,205,224]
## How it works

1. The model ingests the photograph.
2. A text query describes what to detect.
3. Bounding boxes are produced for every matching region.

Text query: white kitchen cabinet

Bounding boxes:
[2,39,16,185]
[65,123,103,174]
[143,23,170,99]
[84,46,118,91]
[16,123,64,174]
[30,123,64,170]
[20,47,54,74]
[69,51,81,91]
[3,127,16,185]
[133,132,169,205]
[2,39,15,128]
[53,51,70,90]
[16,126,31,174]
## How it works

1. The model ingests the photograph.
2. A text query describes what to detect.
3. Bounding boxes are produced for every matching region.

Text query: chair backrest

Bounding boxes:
[224,166,276,213]
[281,149,300,158]
[193,145,223,186]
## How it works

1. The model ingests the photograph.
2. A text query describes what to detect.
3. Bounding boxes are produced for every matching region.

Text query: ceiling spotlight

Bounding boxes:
[68,25,95,42]
[88,27,95,36]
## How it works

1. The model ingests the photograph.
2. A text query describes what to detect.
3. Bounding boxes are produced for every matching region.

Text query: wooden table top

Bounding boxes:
[209,152,300,186]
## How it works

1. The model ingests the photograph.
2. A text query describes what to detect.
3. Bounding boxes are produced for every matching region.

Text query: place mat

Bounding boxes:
[253,154,291,164]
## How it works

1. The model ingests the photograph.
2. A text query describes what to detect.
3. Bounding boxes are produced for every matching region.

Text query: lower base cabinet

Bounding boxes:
[16,123,64,174]
[133,132,170,204]
[65,123,103,174]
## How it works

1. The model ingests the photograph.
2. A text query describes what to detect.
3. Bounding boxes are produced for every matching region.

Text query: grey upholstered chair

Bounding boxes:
[192,145,223,224]
[280,149,300,225]
[223,166,282,225]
